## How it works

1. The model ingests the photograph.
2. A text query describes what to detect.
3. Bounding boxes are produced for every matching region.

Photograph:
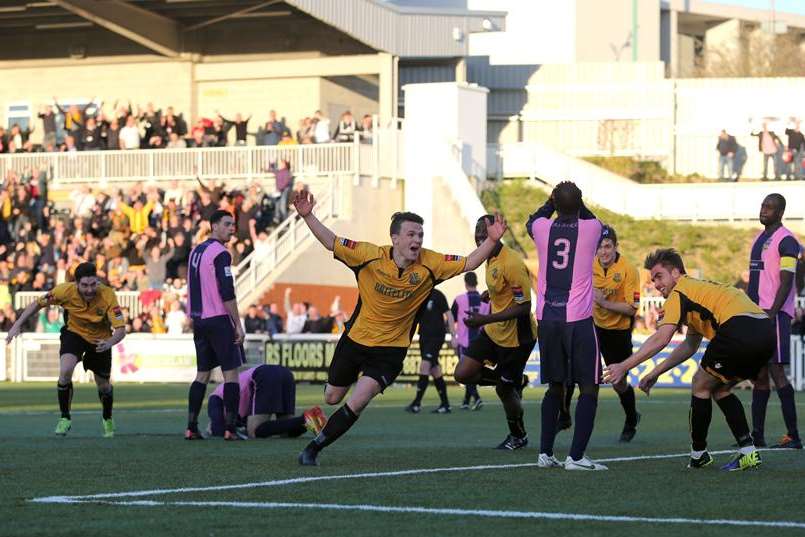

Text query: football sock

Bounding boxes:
[307,404,359,453]
[619,385,638,425]
[223,382,240,433]
[412,375,428,406]
[751,388,770,438]
[690,395,712,451]
[562,384,575,417]
[539,384,562,456]
[777,384,800,440]
[434,376,449,407]
[569,392,598,461]
[57,382,73,419]
[716,394,752,448]
[255,416,306,438]
[496,382,526,438]
[187,381,207,430]
[464,384,479,404]
[98,386,113,420]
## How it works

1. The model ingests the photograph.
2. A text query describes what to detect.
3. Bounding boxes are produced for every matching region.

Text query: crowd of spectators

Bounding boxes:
[0,98,374,154]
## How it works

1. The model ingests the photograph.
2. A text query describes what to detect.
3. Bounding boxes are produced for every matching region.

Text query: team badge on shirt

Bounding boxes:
[444,254,463,261]
[113,306,124,321]
[341,238,357,249]
[96,308,104,316]
[613,273,622,283]
[512,286,525,302]
[409,272,421,285]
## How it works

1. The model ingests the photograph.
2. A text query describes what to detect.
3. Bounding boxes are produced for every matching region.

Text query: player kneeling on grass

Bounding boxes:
[604,249,775,471]
[206,364,326,439]
[5,262,126,437]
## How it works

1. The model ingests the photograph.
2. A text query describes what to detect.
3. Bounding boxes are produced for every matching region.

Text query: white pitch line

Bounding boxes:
[57,499,805,530]
[30,448,791,504]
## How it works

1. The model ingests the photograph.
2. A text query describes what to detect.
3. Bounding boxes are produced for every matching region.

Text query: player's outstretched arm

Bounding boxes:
[464,213,507,271]
[638,330,702,395]
[604,323,676,384]
[5,300,46,343]
[292,190,336,251]
[465,302,531,328]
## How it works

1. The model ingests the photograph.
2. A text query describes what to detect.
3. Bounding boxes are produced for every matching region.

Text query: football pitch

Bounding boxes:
[2,383,804,537]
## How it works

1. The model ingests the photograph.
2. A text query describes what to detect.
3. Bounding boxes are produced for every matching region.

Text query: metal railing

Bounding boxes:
[233,180,340,310]
[0,143,356,184]
[14,290,150,318]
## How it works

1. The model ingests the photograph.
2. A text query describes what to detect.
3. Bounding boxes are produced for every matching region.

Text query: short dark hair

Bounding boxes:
[553,181,583,215]
[74,262,97,282]
[464,271,478,287]
[766,193,786,213]
[389,212,424,235]
[599,225,617,246]
[210,209,232,226]
[644,248,686,274]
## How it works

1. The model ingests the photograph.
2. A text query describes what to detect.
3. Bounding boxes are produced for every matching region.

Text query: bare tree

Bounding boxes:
[700,27,805,77]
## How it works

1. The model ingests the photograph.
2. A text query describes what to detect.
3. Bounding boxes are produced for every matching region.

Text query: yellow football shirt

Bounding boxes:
[658,275,766,340]
[37,282,125,342]
[333,237,466,347]
[484,245,537,347]
[593,254,640,330]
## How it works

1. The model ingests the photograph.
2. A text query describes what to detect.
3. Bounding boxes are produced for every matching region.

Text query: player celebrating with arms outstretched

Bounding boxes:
[293,190,506,466]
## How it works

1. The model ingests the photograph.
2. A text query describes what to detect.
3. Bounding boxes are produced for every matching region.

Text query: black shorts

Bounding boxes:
[192,315,245,372]
[419,337,445,365]
[252,364,296,415]
[701,315,775,382]
[538,317,602,385]
[463,330,533,384]
[328,335,408,391]
[595,326,633,366]
[59,328,112,378]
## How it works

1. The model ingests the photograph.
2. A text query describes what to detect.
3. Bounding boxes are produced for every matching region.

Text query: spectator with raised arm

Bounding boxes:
[283,287,307,335]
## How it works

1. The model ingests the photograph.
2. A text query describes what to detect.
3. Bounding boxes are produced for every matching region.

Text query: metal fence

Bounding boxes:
[0,143,357,184]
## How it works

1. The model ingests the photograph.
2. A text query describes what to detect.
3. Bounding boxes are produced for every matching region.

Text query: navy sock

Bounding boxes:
[223,382,240,433]
[569,393,598,461]
[255,416,306,438]
[464,384,479,404]
[307,404,359,453]
[618,385,638,424]
[690,395,712,451]
[539,388,561,456]
[57,382,73,419]
[716,394,752,447]
[187,381,206,430]
[751,388,770,438]
[412,375,428,406]
[777,384,800,440]
[562,384,574,417]
[98,386,113,420]
[433,376,449,406]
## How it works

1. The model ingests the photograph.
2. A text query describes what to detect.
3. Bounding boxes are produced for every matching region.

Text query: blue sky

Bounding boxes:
[717,0,805,16]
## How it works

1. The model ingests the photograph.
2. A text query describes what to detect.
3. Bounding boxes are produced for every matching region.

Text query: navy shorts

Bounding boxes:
[192,315,245,372]
[771,311,792,365]
[59,328,112,378]
[328,335,407,391]
[538,317,602,385]
[419,337,445,365]
[463,331,533,385]
[252,364,296,416]
[701,315,775,382]
[595,326,633,366]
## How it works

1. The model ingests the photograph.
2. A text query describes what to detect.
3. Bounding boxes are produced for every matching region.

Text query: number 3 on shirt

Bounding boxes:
[551,238,571,270]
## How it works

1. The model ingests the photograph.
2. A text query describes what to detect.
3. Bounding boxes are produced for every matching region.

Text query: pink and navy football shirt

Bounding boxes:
[526,198,602,322]
[747,225,802,317]
[187,238,236,320]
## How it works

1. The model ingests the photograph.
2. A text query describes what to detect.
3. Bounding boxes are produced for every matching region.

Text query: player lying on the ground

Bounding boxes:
[5,262,126,437]
[292,190,506,466]
[604,248,774,472]
[207,364,326,439]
